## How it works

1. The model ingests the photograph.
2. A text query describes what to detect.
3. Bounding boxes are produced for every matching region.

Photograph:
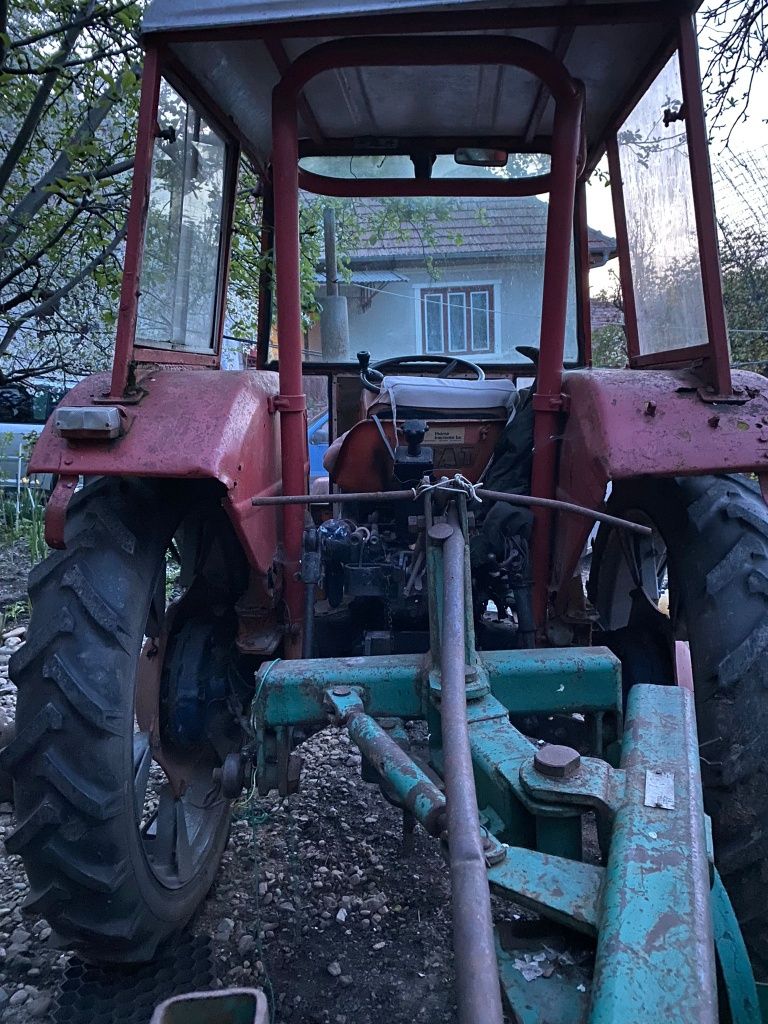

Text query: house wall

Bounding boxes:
[309,256,578,366]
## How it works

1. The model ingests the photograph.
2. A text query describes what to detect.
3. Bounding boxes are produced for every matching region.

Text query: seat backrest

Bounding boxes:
[367,375,518,419]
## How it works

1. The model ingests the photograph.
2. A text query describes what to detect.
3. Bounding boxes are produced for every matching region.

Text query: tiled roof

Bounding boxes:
[591,299,625,328]
[345,196,616,264]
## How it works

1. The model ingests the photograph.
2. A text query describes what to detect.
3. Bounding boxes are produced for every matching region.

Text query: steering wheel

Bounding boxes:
[357,351,485,393]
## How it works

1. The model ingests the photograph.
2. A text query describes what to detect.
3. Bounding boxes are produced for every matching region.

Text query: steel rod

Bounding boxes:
[345,712,446,837]
[251,486,653,537]
[439,504,504,1024]
[474,488,652,535]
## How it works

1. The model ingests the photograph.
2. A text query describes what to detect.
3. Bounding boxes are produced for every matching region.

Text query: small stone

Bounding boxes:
[327,961,342,977]
[372,941,386,950]
[9,989,28,1006]
[3,627,26,640]
[28,994,52,1018]
[215,918,235,942]
[339,976,353,988]
[336,908,347,923]
[0,988,8,1006]
[238,935,256,956]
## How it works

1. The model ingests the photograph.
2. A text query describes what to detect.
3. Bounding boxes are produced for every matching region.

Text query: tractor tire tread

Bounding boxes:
[7,477,230,963]
[595,473,768,979]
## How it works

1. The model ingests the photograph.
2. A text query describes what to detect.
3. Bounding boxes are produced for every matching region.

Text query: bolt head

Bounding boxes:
[533,744,581,779]
[332,686,351,697]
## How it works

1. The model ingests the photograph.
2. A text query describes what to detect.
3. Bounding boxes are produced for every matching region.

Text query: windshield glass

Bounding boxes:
[136,79,227,353]
[617,55,708,354]
[299,153,551,180]
[301,192,577,368]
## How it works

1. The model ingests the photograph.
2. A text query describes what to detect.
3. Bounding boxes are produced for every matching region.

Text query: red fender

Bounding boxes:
[553,367,768,597]
[30,369,283,574]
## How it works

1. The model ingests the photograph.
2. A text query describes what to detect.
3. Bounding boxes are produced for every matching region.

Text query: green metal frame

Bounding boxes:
[249,494,765,1024]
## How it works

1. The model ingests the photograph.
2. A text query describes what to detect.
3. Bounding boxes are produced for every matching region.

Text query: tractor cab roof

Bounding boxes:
[141,0,702,174]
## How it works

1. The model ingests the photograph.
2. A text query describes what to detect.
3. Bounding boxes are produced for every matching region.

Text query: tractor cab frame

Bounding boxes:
[33,1,768,640]
[13,3,768,1022]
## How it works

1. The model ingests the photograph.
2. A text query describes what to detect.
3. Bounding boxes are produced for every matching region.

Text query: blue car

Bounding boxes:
[308,410,329,478]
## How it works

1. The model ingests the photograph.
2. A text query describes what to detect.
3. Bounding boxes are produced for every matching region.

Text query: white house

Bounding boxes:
[307,195,616,365]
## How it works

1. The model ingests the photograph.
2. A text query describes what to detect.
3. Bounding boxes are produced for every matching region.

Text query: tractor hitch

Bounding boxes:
[245,492,764,1024]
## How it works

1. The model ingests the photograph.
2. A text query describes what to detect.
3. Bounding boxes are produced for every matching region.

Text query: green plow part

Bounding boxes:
[250,495,763,1023]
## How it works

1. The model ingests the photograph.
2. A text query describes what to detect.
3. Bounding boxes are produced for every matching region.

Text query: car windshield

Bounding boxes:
[298,158,578,369]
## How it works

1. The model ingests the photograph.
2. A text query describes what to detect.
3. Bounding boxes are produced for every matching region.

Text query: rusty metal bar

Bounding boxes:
[677,14,732,396]
[439,504,504,1024]
[109,47,161,398]
[606,132,641,362]
[250,486,653,537]
[345,711,446,836]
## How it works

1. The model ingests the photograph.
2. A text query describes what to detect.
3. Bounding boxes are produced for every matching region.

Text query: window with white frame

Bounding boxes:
[421,286,495,356]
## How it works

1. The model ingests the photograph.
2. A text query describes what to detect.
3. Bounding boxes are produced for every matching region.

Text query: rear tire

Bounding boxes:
[3,477,241,962]
[589,474,768,979]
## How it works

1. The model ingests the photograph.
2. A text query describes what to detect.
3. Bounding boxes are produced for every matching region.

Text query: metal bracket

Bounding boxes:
[488,847,603,936]
[324,686,365,722]
[696,385,752,405]
[519,754,625,819]
[44,474,79,550]
[532,391,571,413]
[268,393,306,414]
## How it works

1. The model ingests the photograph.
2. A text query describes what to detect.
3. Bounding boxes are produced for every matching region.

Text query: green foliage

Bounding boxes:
[592,324,627,368]
[591,276,628,368]
[720,225,768,370]
[0,482,46,564]
[1,599,30,631]
[0,0,145,382]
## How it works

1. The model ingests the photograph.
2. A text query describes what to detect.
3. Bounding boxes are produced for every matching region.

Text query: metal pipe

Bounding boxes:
[302,582,316,659]
[606,133,641,361]
[250,486,653,537]
[439,504,504,1024]
[109,47,161,398]
[475,489,652,535]
[323,207,339,297]
[677,13,732,397]
[529,83,585,627]
[271,83,309,657]
[345,712,446,836]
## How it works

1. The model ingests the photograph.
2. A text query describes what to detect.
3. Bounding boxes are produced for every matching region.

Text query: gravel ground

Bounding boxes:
[0,542,533,1022]
[0,644,526,1023]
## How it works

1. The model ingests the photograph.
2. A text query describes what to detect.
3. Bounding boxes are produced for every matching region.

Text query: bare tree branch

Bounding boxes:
[0,0,96,197]
[5,42,138,76]
[7,0,137,52]
[0,68,137,250]
[0,225,126,354]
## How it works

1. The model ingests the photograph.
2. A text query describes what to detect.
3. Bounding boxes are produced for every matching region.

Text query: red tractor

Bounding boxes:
[4,1,767,1020]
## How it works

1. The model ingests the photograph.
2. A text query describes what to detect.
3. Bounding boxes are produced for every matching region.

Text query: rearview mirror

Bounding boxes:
[454,147,508,167]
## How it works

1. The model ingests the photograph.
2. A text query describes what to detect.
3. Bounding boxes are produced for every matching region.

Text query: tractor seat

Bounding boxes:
[367,375,518,419]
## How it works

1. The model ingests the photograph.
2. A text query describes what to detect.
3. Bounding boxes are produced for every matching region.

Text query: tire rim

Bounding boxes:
[134,542,236,890]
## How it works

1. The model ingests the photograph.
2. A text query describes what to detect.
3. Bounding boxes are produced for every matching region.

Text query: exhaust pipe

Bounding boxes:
[439,504,504,1024]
